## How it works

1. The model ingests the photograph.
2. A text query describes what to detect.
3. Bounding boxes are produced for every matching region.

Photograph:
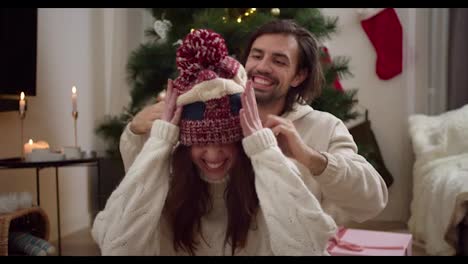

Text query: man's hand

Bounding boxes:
[264,115,328,175]
[130,101,166,135]
[240,80,263,137]
[129,79,181,134]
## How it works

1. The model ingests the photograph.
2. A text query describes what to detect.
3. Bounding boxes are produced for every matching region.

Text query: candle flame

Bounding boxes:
[20,92,25,100]
[72,86,77,94]
[28,139,33,145]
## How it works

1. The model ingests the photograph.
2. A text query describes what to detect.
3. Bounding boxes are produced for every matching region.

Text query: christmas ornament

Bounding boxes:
[153,19,172,41]
[321,46,344,92]
[359,8,402,80]
[271,8,280,16]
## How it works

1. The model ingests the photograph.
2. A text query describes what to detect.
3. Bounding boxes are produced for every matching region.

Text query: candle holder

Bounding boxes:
[72,111,78,147]
[19,111,26,159]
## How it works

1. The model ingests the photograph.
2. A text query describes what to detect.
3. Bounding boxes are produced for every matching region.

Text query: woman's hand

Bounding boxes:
[240,80,263,137]
[161,79,182,125]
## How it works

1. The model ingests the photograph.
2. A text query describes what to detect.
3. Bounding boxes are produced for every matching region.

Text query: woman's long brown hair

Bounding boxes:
[164,142,258,255]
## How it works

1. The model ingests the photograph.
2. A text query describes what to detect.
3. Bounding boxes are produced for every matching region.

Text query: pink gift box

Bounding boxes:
[327,227,412,256]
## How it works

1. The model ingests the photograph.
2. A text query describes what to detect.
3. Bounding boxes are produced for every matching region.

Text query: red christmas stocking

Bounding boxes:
[360,8,403,80]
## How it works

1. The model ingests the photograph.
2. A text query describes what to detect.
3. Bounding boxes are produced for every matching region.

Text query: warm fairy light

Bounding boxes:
[20,92,25,100]
[224,9,256,24]
[190,28,194,33]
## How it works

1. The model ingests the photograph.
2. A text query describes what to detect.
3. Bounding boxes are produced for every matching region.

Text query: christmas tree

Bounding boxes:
[96,8,359,157]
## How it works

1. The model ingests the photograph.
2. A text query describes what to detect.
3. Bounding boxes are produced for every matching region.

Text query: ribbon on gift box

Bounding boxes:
[327,227,406,252]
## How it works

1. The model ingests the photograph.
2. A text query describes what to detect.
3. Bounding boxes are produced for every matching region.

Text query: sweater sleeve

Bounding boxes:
[314,120,388,223]
[119,123,149,173]
[243,128,337,256]
[92,120,178,255]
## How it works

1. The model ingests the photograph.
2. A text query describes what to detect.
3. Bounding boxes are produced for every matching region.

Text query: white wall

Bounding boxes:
[0,8,147,241]
[321,8,430,223]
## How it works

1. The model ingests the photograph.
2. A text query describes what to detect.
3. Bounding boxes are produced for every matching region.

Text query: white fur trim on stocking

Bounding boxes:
[357,8,386,20]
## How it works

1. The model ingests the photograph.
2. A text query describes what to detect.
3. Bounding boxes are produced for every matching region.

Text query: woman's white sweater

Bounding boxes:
[91,120,338,255]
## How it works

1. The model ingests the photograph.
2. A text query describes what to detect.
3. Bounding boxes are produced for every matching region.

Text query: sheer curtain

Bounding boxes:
[428,8,449,115]
[89,8,152,154]
[99,8,150,116]
[447,8,468,111]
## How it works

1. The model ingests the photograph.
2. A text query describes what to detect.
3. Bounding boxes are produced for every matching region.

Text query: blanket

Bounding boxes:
[408,104,468,255]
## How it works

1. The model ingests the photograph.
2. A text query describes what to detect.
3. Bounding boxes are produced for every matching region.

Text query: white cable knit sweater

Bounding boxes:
[92,119,338,255]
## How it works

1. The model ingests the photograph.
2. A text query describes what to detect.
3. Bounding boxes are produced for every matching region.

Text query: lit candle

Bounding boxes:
[19,92,26,115]
[72,86,77,112]
[24,139,50,154]
[24,139,34,154]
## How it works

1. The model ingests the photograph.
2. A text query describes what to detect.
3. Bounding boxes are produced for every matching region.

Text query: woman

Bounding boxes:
[92,29,337,256]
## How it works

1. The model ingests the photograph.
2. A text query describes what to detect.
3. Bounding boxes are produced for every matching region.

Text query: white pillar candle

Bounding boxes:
[24,139,34,154]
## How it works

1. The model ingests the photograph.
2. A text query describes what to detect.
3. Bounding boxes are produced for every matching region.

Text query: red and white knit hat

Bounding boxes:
[173,29,247,146]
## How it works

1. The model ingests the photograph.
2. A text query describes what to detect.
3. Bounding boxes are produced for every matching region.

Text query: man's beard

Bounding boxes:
[253,85,288,107]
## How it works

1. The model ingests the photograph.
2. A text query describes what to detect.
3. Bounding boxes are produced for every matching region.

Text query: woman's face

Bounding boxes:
[190,143,239,182]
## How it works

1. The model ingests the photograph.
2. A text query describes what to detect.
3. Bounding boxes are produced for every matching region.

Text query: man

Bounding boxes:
[119,19,388,226]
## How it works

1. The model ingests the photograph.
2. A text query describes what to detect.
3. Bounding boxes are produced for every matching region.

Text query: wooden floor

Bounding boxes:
[54,228,100,256]
[54,221,427,256]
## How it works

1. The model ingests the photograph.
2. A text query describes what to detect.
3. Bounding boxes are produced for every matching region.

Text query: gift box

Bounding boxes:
[327,227,412,256]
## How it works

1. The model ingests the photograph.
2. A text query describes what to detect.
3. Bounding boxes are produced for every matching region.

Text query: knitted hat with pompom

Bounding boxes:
[173,29,247,146]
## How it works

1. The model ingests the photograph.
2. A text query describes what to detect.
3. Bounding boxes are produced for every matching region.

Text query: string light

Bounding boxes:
[223,8,257,24]
[234,8,256,24]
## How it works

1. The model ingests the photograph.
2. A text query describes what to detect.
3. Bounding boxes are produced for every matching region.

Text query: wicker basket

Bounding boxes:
[0,207,50,256]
